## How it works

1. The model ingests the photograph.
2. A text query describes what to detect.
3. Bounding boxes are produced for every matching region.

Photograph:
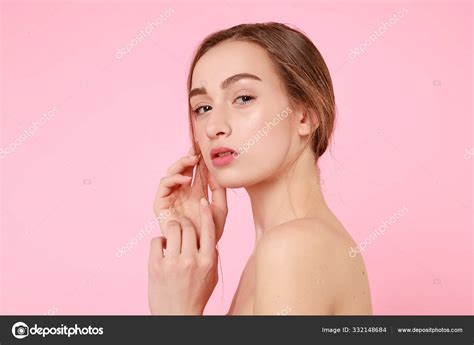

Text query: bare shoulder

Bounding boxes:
[253,217,372,315]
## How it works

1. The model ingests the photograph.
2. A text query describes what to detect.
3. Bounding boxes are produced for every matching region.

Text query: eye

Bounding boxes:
[192,104,212,116]
[192,95,255,116]
[234,95,255,105]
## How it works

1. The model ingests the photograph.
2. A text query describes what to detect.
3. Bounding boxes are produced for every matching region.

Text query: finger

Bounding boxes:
[149,236,165,264]
[165,220,182,257]
[166,155,200,177]
[191,158,209,199]
[208,173,228,215]
[198,197,216,255]
[156,174,193,199]
[157,213,179,238]
[187,145,196,156]
[179,216,198,255]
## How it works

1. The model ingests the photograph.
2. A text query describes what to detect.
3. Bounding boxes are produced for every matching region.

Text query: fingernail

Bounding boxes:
[200,197,208,206]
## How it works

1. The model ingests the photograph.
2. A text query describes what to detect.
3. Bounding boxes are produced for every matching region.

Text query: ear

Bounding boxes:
[296,107,319,137]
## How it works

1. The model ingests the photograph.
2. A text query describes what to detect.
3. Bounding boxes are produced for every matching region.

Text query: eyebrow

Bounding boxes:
[189,73,262,99]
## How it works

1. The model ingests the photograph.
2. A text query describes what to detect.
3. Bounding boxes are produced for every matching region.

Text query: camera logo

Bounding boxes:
[12,322,29,339]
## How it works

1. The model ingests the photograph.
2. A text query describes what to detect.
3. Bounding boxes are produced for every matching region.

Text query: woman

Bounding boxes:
[148,22,372,315]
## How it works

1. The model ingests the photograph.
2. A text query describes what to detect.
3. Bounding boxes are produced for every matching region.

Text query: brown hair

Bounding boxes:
[186,22,336,166]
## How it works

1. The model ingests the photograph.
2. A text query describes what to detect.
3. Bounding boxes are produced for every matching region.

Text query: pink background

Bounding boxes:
[1,1,472,315]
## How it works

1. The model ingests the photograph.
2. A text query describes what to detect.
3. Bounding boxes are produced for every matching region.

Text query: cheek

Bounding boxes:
[236,108,292,164]
[193,120,206,141]
[200,106,294,188]
[228,120,291,187]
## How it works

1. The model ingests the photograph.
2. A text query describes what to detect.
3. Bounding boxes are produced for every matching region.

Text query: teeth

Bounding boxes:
[216,152,233,157]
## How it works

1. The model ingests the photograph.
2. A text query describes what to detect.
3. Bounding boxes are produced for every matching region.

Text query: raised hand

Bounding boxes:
[148,197,220,315]
[153,145,227,244]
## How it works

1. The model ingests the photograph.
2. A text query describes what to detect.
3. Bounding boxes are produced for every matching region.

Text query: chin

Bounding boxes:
[215,167,275,189]
[212,171,248,189]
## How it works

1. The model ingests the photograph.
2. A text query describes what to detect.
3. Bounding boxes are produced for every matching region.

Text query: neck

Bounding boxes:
[245,148,331,254]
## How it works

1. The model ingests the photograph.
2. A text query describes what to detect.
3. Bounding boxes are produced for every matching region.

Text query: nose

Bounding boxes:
[205,105,232,139]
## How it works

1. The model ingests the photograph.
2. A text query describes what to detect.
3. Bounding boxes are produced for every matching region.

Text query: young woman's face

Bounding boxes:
[189,40,300,188]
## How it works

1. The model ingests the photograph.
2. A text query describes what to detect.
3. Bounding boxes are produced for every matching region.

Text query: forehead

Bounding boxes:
[191,40,280,88]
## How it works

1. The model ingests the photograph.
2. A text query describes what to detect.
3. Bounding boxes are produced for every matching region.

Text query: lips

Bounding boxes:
[210,146,236,159]
[210,146,237,167]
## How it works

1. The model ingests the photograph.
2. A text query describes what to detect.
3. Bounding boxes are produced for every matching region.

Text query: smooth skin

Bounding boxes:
[149,39,372,315]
